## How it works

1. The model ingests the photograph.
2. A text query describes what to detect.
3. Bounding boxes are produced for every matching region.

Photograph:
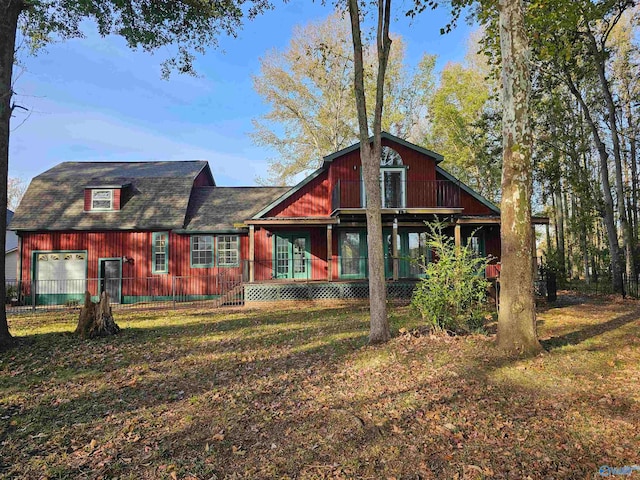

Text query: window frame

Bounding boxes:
[151,232,169,274]
[91,189,114,211]
[216,235,240,268]
[190,235,214,268]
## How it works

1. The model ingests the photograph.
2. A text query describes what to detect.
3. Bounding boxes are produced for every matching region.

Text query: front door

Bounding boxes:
[100,259,122,303]
[274,234,310,279]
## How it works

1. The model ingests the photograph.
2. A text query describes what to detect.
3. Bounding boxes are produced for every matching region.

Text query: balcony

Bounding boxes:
[331,179,462,211]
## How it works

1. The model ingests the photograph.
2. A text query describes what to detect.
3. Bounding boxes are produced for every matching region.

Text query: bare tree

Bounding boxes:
[347,0,392,344]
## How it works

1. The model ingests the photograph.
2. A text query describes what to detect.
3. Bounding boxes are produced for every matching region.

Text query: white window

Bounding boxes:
[191,235,214,267]
[92,189,113,210]
[217,235,239,267]
[152,232,169,273]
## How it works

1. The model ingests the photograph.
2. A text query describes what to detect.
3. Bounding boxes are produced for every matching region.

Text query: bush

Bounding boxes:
[410,222,491,334]
[5,284,17,305]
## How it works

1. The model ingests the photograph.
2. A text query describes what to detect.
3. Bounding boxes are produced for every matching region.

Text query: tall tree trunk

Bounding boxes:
[554,184,566,279]
[347,0,391,344]
[586,29,634,295]
[496,0,541,355]
[564,72,623,294]
[0,0,22,347]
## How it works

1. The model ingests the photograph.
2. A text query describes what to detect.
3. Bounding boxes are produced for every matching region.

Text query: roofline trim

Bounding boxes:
[322,131,444,166]
[251,168,324,219]
[435,166,500,214]
[173,228,248,234]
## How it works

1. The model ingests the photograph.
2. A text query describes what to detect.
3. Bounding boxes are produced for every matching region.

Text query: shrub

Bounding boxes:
[5,284,17,305]
[410,222,491,333]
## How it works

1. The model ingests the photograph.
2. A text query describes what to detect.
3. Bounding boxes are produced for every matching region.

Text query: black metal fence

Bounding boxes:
[4,273,244,314]
[560,274,640,299]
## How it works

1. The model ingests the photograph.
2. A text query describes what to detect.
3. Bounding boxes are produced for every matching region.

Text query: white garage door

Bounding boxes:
[36,252,87,294]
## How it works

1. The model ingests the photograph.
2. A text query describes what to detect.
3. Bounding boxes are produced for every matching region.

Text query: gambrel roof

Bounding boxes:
[10,161,212,231]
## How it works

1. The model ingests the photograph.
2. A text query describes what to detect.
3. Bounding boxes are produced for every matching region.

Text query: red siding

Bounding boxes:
[113,189,121,210]
[20,231,247,297]
[84,190,91,211]
[459,189,494,215]
[266,171,331,218]
[253,227,328,281]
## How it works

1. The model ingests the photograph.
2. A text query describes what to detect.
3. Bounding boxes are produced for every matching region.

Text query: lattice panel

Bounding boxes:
[340,283,370,298]
[278,284,310,301]
[308,284,342,299]
[245,284,279,302]
[247,281,417,302]
[387,283,416,299]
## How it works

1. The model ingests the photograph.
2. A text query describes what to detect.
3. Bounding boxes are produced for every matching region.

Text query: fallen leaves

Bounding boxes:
[1,299,639,479]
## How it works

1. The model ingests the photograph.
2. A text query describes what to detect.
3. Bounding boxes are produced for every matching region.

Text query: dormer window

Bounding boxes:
[91,189,113,210]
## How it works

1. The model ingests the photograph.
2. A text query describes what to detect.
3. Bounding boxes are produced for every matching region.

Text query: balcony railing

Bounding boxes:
[331,179,461,211]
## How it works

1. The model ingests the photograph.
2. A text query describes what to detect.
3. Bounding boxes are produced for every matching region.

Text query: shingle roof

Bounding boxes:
[10,161,211,231]
[184,187,290,231]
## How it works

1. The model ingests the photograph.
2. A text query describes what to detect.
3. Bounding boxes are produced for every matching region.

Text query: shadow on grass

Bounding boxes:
[541,309,640,350]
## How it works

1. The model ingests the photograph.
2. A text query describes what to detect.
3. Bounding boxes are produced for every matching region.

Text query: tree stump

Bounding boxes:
[75,291,120,339]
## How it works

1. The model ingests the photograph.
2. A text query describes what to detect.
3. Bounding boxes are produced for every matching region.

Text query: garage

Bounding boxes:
[35,251,87,304]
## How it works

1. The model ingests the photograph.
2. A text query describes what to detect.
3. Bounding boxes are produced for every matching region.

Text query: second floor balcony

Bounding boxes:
[331,179,462,211]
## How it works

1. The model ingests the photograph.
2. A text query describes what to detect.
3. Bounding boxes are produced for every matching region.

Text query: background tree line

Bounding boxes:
[253,2,640,296]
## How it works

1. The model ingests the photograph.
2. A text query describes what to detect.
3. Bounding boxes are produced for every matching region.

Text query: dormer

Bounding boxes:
[84,183,131,212]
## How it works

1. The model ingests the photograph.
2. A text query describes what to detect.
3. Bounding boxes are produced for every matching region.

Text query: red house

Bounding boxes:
[9,133,545,306]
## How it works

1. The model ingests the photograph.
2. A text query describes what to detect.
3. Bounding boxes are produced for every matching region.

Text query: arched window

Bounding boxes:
[381,146,403,166]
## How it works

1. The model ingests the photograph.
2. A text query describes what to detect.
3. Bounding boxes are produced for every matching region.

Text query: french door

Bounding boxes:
[380,168,406,208]
[274,233,310,279]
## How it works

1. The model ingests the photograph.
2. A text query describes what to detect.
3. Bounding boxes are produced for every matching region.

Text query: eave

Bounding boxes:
[246,217,339,226]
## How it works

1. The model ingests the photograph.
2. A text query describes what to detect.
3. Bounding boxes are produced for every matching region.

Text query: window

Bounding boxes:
[91,189,113,210]
[191,235,213,267]
[217,235,239,267]
[152,232,168,273]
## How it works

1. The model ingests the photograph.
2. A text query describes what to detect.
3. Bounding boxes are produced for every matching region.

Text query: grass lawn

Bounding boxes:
[1,295,639,479]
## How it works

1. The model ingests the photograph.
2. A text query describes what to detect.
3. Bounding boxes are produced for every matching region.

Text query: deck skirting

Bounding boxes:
[244,280,417,305]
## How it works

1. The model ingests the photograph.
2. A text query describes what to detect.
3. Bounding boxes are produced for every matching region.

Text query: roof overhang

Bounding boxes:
[246,217,339,226]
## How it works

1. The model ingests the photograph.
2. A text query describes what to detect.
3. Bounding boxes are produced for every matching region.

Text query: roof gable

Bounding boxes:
[321,131,444,167]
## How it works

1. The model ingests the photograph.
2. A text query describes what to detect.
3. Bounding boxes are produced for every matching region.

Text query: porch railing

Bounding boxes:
[246,257,500,282]
[331,179,461,210]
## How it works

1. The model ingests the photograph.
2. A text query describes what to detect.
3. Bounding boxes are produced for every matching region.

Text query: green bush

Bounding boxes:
[5,284,17,305]
[410,222,491,333]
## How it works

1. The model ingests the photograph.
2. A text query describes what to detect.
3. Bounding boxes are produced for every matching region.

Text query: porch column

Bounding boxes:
[249,225,255,283]
[454,222,462,249]
[392,217,399,281]
[327,224,333,281]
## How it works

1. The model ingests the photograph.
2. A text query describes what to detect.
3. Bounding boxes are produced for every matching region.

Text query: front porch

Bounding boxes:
[243,215,505,285]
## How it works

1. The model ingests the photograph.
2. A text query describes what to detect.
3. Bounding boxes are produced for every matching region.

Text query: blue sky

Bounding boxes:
[10,1,475,186]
